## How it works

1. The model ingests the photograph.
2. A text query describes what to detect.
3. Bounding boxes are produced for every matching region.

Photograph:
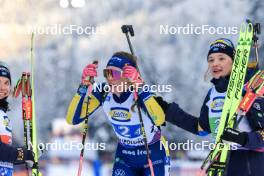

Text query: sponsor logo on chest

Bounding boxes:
[210,96,225,113]
[3,116,12,132]
[109,107,132,122]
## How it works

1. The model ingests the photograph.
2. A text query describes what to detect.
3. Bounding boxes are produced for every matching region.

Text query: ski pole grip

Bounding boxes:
[83,60,98,86]
[25,100,32,120]
[121,25,134,36]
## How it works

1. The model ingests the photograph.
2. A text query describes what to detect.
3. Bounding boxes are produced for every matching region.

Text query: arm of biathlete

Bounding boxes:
[136,89,166,126]
[0,142,19,163]
[155,90,212,136]
[66,83,105,125]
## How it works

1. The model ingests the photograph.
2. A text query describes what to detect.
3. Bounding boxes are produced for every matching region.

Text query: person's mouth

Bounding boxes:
[213,69,223,75]
[0,92,7,97]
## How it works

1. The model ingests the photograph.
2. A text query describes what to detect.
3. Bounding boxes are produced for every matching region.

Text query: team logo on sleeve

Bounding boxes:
[210,96,225,113]
[109,107,131,122]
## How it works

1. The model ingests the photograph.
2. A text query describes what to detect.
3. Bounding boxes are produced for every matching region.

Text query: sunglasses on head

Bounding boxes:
[103,69,123,80]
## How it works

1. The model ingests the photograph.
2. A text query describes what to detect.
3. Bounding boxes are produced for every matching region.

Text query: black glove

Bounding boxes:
[154,96,170,113]
[221,128,248,146]
[15,147,35,167]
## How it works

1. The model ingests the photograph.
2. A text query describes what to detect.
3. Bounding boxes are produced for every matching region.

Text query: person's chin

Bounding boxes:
[213,74,221,79]
[0,96,6,99]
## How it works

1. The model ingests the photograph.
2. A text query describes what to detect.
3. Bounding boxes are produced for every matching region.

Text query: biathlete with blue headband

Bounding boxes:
[66,51,170,176]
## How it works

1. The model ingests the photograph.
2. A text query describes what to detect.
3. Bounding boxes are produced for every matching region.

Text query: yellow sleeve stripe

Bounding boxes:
[66,93,101,125]
[198,123,204,132]
[80,94,101,117]
[144,96,165,126]
[66,93,83,124]
[160,136,170,157]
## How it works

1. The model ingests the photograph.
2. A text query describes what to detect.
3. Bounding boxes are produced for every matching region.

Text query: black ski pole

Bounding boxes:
[246,19,261,68]
[77,60,98,176]
[121,25,155,176]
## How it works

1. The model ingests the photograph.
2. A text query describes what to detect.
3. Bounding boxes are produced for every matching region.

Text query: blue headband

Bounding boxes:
[207,38,235,60]
[106,55,136,69]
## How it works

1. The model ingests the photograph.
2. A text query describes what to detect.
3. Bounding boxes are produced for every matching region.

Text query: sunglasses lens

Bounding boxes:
[103,69,122,80]
[112,70,122,79]
[103,69,110,78]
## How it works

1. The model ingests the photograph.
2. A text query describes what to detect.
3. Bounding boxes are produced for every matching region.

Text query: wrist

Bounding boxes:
[137,87,152,102]
[240,132,248,146]
[77,84,88,96]
[222,128,248,146]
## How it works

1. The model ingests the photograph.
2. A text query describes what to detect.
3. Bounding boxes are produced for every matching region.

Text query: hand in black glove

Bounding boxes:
[221,128,248,146]
[154,96,170,113]
[15,147,35,167]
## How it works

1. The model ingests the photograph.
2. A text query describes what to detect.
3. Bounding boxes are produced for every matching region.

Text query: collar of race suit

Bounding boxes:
[0,98,9,112]
[112,91,132,104]
[210,68,259,93]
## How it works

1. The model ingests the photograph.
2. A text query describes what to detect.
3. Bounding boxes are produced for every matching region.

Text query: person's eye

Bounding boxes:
[219,57,226,61]
[208,58,214,63]
[4,81,10,86]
